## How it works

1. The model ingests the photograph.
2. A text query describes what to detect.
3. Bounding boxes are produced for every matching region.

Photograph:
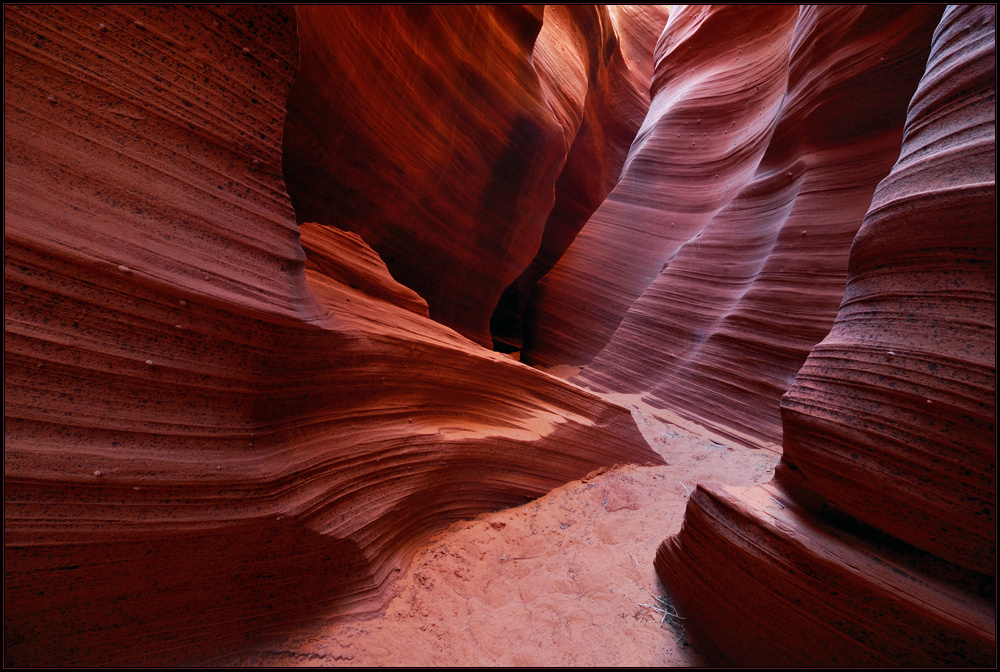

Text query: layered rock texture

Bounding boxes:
[489,5,671,352]
[656,4,996,665]
[528,5,946,449]
[283,5,669,348]
[4,2,996,668]
[4,5,660,666]
[780,3,996,577]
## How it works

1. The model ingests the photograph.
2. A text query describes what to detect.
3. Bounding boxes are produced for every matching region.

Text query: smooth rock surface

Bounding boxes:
[3,6,660,666]
[300,222,430,317]
[4,3,995,668]
[780,3,996,574]
[523,5,802,368]
[656,482,995,666]
[490,5,670,352]
[656,5,996,665]
[539,5,944,449]
[284,6,667,348]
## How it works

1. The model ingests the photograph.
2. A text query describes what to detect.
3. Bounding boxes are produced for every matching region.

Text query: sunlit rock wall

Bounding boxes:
[283,5,668,348]
[490,5,670,352]
[526,5,944,450]
[3,5,660,665]
[575,5,945,448]
[656,5,996,665]
[524,5,803,368]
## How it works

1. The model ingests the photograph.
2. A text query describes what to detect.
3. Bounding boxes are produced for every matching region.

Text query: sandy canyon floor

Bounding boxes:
[218,365,780,667]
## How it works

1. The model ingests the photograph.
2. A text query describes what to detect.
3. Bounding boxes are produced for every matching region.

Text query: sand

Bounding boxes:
[219,388,779,667]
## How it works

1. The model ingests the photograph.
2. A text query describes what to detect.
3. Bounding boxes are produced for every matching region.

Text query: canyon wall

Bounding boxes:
[4,2,994,668]
[656,5,995,665]
[523,5,804,368]
[527,5,944,449]
[283,5,668,348]
[3,5,661,665]
[489,5,671,352]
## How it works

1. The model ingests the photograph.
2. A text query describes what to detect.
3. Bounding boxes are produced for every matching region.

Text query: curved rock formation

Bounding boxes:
[489,4,670,352]
[656,482,995,666]
[283,6,667,348]
[6,2,995,668]
[575,5,944,448]
[656,5,996,665]
[3,5,659,666]
[780,2,996,575]
[301,222,430,317]
[522,5,944,450]
[523,5,802,368]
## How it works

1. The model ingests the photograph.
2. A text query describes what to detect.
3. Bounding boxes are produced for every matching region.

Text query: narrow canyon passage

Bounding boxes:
[4,4,994,667]
[219,393,780,666]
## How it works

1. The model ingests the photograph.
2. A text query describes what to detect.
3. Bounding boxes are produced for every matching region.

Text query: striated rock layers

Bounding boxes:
[656,5,996,665]
[527,5,945,449]
[3,5,660,666]
[283,5,669,349]
[780,2,996,578]
[524,5,804,368]
[5,2,995,668]
[489,5,671,352]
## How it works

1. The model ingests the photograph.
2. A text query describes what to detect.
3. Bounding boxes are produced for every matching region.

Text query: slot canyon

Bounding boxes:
[3,4,995,667]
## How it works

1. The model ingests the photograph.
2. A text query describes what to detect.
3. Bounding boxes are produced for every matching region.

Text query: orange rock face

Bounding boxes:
[524,5,803,369]
[3,5,659,666]
[780,3,997,574]
[490,5,670,352]
[300,222,430,317]
[529,5,944,449]
[4,2,995,668]
[656,482,995,666]
[576,5,946,448]
[283,5,666,348]
[656,5,995,665]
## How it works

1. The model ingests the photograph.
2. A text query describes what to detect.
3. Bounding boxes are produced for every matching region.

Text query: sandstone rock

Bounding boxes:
[522,5,802,367]
[656,5,995,665]
[574,5,944,448]
[5,2,995,667]
[300,221,429,317]
[780,3,996,574]
[656,482,995,666]
[489,5,670,352]
[3,6,659,665]
[284,6,667,348]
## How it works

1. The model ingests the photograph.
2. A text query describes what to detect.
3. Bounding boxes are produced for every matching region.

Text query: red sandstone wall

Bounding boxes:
[3,6,659,665]
[529,5,944,450]
[283,6,667,349]
[4,3,994,667]
[490,5,670,352]
[655,5,996,665]
[523,5,802,368]
[577,6,946,448]
[780,2,996,576]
